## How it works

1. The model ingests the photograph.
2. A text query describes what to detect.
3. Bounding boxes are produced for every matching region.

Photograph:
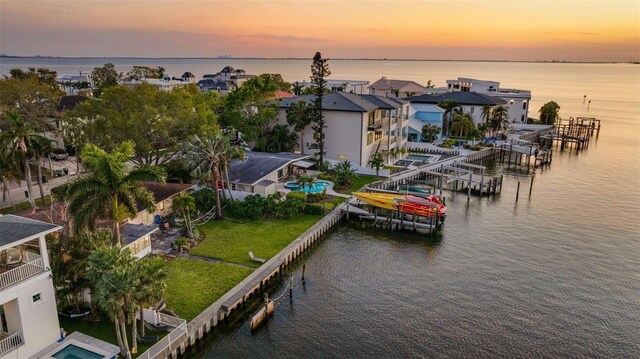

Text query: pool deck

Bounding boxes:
[31,332,120,359]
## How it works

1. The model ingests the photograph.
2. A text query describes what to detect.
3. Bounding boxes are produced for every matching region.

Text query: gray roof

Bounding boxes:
[368,78,424,91]
[121,223,158,246]
[229,152,310,186]
[0,215,61,247]
[197,79,235,90]
[276,92,403,113]
[406,92,507,106]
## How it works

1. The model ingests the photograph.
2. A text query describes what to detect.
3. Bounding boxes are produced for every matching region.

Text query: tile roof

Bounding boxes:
[228,152,310,186]
[406,92,508,106]
[121,223,158,245]
[368,78,424,91]
[56,95,88,112]
[0,215,61,247]
[140,182,193,203]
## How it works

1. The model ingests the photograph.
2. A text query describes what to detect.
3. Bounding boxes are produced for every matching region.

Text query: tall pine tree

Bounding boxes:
[309,52,331,163]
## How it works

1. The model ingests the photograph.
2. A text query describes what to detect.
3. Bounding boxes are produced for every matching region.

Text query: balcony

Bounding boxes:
[367,120,382,131]
[0,331,24,356]
[0,251,45,291]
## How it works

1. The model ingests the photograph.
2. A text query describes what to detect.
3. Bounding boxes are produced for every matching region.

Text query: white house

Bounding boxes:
[56,71,93,96]
[0,215,62,358]
[294,79,370,94]
[368,77,425,98]
[430,77,532,123]
[227,152,312,195]
[276,92,410,165]
[123,75,189,92]
[406,92,507,129]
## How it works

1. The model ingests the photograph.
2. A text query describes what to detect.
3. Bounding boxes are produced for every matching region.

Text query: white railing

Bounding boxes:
[136,314,187,359]
[0,254,45,290]
[0,331,24,356]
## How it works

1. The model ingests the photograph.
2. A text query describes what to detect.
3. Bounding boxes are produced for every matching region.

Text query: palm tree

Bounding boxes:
[491,105,510,135]
[291,82,304,96]
[421,124,441,142]
[286,101,312,153]
[297,174,316,194]
[437,100,461,136]
[133,257,167,354]
[66,141,166,246]
[481,104,493,125]
[369,152,384,176]
[390,88,400,98]
[405,91,417,97]
[333,160,357,187]
[185,133,228,219]
[0,111,48,208]
[31,136,54,206]
[0,147,21,211]
[86,246,137,358]
[172,193,196,238]
[451,113,475,138]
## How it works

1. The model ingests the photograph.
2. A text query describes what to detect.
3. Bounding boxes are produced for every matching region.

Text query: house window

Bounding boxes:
[375,131,382,141]
[313,132,319,140]
[277,169,284,179]
[160,201,165,211]
[522,101,527,109]
[521,115,525,122]
[368,112,375,125]
[470,107,474,114]
[367,132,373,145]
[31,291,43,307]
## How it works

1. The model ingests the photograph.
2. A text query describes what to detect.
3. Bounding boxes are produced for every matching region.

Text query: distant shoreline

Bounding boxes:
[0,55,637,65]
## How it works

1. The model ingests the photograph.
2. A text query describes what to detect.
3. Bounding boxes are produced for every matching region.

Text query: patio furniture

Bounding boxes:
[248,251,265,264]
[6,248,23,268]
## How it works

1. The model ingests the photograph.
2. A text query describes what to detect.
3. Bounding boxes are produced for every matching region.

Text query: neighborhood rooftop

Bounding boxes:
[228,151,309,186]
[368,78,423,91]
[406,92,508,106]
[277,92,404,112]
[0,214,61,247]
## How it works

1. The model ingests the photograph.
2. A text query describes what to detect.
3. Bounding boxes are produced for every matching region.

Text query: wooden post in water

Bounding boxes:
[499,174,504,192]
[515,181,521,203]
[467,172,472,201]
[439,165,444,196]
[302,264,306,283]
[529,175,534,197]
[289,276,294,301]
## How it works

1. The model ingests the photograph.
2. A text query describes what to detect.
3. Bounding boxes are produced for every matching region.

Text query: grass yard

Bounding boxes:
[335,175,382,195]
[164,258,253,321]
[59,315,166,358]
[191,214,322,267]
[0,195,52,215]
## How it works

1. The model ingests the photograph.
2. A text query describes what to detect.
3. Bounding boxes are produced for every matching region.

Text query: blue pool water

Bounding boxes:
[52,344,104,359]
[285,181,330,194]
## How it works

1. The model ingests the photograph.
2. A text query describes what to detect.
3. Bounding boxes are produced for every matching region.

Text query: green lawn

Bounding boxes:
[164,258,253,321]
[191,214,322,267]
[335,175,382,195]
[59,315,166,358]
[0,195,52,215]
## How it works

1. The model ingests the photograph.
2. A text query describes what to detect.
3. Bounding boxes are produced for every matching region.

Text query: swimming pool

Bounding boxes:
[52,344,105,359]
[405,154,436,163]
[284,180,330,194]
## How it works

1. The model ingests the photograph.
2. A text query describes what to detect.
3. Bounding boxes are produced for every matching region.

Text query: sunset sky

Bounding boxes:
[1,0,639,62]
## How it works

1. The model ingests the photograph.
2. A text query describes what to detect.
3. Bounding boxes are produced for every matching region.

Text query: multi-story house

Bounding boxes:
[429,77,532,123]
[368,77,425,98]
[276,92,409,166]
[0,215,62,358]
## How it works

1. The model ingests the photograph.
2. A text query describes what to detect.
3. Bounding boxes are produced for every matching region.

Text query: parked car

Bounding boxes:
[50,147,69,160]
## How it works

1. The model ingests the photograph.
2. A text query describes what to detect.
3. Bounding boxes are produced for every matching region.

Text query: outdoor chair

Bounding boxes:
[248,251,266,263]
[6,248,23,268]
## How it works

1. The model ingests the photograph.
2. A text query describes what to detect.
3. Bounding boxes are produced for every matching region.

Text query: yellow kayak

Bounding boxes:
[352,192,446,218]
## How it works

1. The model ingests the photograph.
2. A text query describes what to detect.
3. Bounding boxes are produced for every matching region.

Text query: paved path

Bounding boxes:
[172,252,257,270]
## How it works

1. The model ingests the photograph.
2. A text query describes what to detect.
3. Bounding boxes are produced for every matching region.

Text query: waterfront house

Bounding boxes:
[56,71,93,96]
[429,77,531,123]
[276,92,409,166]
[368,77,425,98]
[295,79,370,94]
[181,72,196,83]
[201,66,255,88]
[197,79,236,94]
[122,75,189,92]
[406,92,507,130]
[227,152,312,195]
[0,215,62,358]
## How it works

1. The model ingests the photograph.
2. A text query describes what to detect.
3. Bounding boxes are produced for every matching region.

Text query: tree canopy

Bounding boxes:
[539,101,561,125]
[309,52,331,163]
[123,66,165,81]
[91,63,121,97]
[65,83,217,166]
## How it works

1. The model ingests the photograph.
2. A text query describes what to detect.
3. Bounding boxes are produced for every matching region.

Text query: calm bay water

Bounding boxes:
[3,58,639,357]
